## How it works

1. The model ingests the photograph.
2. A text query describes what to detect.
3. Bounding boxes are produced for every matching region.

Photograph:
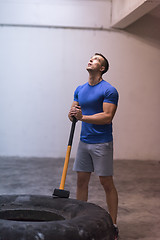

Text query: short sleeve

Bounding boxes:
[74,85,81,102]
[104,87,119,106]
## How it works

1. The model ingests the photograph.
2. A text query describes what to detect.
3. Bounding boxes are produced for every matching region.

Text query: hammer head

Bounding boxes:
[53,189,70,198]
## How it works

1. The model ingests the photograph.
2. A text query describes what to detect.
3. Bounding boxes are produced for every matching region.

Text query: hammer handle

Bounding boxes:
[59,117,77,190]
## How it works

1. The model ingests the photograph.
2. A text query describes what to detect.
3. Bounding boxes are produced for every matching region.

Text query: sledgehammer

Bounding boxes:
[53,117,77,198]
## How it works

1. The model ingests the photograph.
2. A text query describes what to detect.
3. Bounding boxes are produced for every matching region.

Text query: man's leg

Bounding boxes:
[76,172,91,201]
[99,176,118,224]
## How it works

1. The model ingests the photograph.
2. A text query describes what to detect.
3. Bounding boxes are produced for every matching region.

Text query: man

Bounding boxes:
[68,53,119,240]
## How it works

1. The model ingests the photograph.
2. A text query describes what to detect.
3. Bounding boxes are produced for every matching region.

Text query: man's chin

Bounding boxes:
[86,67,92,72]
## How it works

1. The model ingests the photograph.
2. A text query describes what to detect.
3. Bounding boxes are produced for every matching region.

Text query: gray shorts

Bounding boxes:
[73,141,113,176]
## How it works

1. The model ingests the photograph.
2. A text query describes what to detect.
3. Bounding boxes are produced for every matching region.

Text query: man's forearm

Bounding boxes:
[81,112,112,125]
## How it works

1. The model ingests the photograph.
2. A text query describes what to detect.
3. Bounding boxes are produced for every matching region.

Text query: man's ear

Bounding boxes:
[100,65,105,73]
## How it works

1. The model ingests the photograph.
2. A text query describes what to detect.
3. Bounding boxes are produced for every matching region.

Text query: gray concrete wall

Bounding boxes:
[0,0,160,160]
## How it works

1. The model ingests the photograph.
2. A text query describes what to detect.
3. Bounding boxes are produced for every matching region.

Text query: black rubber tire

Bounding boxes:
[0,195,114,240]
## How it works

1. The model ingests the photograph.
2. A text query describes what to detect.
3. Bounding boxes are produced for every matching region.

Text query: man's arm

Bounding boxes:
[72,102,117,125]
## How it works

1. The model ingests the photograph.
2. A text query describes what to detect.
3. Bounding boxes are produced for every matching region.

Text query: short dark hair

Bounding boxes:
[95,53,109,74]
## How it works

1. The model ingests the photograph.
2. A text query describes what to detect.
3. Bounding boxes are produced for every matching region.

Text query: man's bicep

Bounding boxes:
[103,102,117,118]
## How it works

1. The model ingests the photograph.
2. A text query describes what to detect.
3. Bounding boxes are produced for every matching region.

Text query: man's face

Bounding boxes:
[86,55,104,73]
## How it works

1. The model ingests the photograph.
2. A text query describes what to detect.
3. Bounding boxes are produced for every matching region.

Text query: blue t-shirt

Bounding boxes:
[74,80,119,144]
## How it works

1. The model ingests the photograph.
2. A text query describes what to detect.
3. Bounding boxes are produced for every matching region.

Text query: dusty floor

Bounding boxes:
[0,157,159,240]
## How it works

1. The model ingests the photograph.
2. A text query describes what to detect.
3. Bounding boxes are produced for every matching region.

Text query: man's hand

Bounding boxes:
[74,105,83,121]
[68,104,83,121]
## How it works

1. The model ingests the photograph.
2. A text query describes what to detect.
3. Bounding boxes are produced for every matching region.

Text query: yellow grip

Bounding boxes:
[59,146,71,190]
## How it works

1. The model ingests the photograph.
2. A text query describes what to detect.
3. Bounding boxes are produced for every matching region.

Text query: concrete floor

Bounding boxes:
[0,157,159,240]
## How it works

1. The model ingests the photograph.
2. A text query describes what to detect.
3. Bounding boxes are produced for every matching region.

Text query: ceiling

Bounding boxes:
[148,3,160,19]
[125,3,160,48]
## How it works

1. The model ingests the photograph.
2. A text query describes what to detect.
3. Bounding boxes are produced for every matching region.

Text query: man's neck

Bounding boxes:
[88,73,102,86]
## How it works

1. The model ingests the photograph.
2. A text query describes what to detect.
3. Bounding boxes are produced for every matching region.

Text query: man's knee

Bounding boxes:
[99,176,115,192]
